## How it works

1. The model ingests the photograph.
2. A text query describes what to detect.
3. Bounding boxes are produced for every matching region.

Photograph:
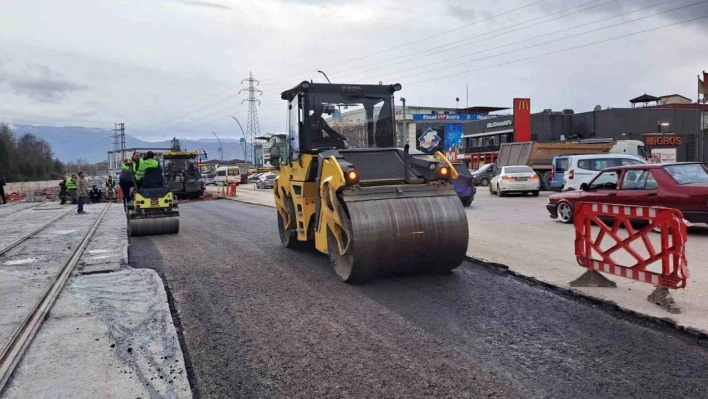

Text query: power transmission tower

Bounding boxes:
[239,71,262,165]
[112,123,120,152]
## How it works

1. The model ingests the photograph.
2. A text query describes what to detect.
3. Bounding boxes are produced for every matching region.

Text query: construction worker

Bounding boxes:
[58,177,68,205]
[131,152,141,176]
[76,171,88,214]
[119,159,133,208]
[135,151,160,183]
[66,174,78,204]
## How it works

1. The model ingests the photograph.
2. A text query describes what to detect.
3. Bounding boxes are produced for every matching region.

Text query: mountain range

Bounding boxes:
[9,125,247,163]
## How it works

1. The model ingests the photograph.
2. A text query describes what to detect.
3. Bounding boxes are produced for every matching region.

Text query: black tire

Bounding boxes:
[497,185,505,197]
[480,178,489,187]
[542,171,553,191]
[278,199,301,249]
[461,197,472,207]
[532,191,540,197]
[327,227,372,284]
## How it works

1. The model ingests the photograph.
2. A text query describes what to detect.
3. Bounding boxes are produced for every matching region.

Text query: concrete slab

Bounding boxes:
[3,203,192,399]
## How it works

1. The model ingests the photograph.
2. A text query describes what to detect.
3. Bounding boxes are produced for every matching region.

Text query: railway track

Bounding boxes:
[0,203,41,219]
[0,203,111,392]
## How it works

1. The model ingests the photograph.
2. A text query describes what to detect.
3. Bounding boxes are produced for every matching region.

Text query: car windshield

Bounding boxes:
[664,164,708,185]
[452,164,471,176]
[310,92,395,149]
[476,164,493,173]
[504,166,533,174]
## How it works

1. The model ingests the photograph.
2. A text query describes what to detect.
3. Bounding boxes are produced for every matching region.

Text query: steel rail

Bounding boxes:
[0,207,75,257]
[0,203,41,219]
[0,203,111,392]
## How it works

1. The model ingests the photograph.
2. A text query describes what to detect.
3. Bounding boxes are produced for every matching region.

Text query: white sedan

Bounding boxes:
[489,165,541,197]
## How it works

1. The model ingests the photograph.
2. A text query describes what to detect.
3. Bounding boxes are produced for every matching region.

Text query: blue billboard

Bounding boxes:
[443,124,464,152]
[413,114,480,121]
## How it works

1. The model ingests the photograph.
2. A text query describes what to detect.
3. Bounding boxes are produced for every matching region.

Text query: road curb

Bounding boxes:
[465,255,708,340]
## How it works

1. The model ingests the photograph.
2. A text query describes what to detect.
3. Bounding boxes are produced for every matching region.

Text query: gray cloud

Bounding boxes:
[170,0,231,9]
[7,64,89,103]
[10,78,89,103]
[447,5,493,22]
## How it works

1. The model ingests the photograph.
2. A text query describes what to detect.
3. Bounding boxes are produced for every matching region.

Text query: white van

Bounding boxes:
[563,154,646,191]
[214,166,241,186]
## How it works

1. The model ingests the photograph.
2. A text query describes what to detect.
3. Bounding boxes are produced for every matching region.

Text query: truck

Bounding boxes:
[493,139,645,190]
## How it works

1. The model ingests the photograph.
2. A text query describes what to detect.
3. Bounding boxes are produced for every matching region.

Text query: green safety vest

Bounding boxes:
[135,158,159,181]
[121,163,131,171]
[66,178,76,190]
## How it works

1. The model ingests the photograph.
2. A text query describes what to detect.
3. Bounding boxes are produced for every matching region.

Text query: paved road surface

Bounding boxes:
[130,200,708,399]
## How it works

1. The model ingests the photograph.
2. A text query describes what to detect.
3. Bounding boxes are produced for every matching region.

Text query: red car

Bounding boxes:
[546,162,708,224]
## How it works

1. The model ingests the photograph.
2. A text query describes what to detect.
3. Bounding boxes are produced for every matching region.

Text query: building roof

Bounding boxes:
[457,106,510,114]
[659,94,693,101]
[629,94,660,103]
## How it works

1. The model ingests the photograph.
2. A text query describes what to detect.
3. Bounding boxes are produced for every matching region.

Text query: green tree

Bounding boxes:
[0,123,65,182]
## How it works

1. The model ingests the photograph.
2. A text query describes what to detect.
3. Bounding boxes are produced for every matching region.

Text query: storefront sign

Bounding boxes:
[486,120,512,129]
[413,114,480,121]
[646,136,683,146]
[513,98,531,142]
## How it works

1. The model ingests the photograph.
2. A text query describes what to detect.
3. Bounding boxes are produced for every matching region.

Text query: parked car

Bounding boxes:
[214,166,241,186]
[248,173,264,182]
[546,162,708,224]
[451,163,476,207]
[256,173,277,189]
[470,163,497,187]
[206,173,215,185]
[489,165,540,197]
[562,154,645,191]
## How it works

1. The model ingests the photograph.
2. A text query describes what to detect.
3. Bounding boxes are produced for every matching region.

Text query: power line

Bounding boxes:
[131,0,548,129]
[266,0,612,84]
[335,0,620,80]
[257,0,549,85]
[408,13,708,85]
[363,0,697,83]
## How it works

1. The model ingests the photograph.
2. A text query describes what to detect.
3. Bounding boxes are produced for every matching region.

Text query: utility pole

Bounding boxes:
[240,71,262,165]
[118,123,126,162]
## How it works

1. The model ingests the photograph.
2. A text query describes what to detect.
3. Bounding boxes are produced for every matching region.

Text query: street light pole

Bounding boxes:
[400,97,407,147]
[211,132,224,161]
[231,116,248,165]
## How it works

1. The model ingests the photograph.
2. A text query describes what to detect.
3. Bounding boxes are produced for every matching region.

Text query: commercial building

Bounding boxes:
[458,94,708,168]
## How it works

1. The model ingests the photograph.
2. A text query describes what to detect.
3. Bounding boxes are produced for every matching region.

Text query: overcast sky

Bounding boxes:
[1,0,707,141]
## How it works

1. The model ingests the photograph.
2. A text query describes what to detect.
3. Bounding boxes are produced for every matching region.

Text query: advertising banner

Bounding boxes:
[649,148,677,163]
[413,114,480,121]
[443,123,464,152]
[417,124,444,152]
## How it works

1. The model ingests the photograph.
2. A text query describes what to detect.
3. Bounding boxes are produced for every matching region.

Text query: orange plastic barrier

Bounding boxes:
[574,202,689,289]
[229,183,237,197]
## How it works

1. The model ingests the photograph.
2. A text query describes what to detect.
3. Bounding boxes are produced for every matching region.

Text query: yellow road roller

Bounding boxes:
[127,166,179,237]
[270,81,468,283]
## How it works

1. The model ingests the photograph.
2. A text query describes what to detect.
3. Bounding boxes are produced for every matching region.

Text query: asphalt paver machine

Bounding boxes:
[162,150,206,199]
[271,81,469,283]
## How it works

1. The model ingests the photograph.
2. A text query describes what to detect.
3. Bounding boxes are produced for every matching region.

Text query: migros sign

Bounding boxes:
[647,136,682,146]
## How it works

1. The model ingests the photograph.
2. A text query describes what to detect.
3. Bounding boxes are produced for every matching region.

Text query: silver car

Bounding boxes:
[255,173,277,189]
